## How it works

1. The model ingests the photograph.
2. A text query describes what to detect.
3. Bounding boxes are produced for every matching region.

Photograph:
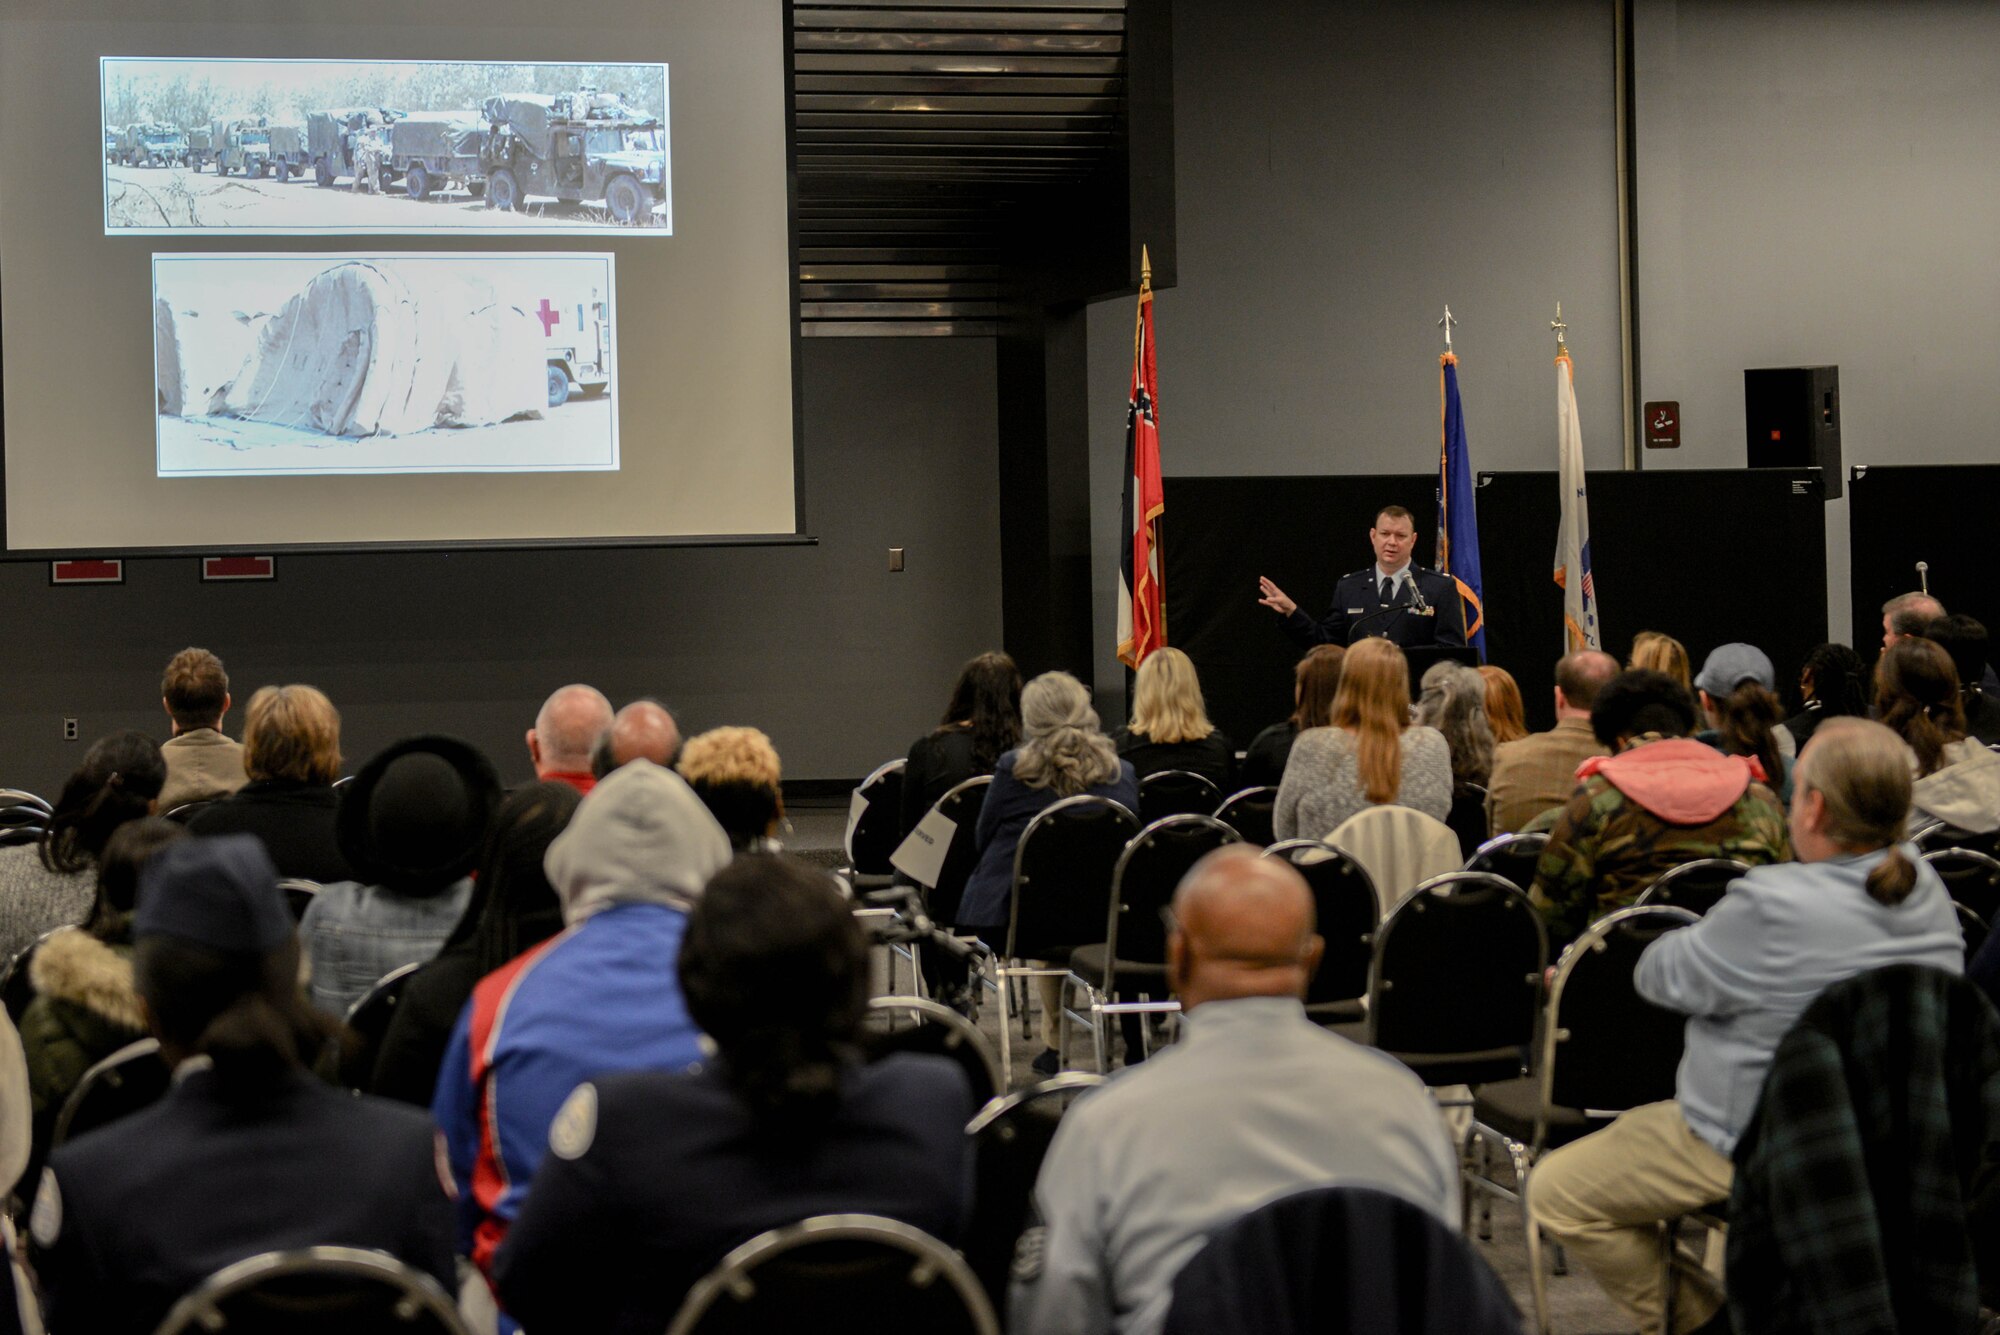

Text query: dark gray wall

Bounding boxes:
[0,337,1001,796]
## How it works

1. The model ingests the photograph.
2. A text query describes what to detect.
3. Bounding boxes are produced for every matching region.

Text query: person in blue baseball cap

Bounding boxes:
[28,835,456,1334]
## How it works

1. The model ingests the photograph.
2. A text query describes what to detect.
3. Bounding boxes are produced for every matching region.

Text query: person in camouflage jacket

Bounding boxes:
[1532,669,1790,949]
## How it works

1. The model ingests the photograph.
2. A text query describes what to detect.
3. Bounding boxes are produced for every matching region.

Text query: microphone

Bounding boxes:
[1917,561,1930,595]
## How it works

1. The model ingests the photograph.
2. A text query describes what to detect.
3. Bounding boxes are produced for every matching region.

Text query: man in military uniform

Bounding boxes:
[1529,668,1790,950]
[1257,504,1468,650]
[350,125,384,194]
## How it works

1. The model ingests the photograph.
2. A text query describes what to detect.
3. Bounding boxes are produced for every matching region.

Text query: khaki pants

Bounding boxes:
[1034,973,1064,1051]
[1527,1100,1733,1335]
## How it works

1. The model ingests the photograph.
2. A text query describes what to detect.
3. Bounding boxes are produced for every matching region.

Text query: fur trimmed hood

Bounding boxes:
[28,927,146,1032]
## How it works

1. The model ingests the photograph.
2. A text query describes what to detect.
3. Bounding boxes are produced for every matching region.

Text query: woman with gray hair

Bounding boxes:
[957,671,1138,1075]
[1415,661,1496,855]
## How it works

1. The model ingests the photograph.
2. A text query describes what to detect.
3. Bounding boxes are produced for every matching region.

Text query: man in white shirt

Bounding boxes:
[1010,846,1460,1335]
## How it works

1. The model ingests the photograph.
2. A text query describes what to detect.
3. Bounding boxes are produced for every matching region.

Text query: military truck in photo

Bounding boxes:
[213,117,275,177]
[265,122,312,179]
[389,113,487,200]
[119,122,188,167]
[307,107,404,187]
[103,129,120,165]
[480,90,667,225]
[185,126,214,172]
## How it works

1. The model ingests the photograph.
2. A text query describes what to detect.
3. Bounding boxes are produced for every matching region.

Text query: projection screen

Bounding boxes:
[0,0,798,552]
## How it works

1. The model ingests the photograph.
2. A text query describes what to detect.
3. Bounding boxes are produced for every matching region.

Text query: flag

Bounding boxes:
[1553,349,1601,650]
[1435,352,1486,659]
[1117,247,1165,668]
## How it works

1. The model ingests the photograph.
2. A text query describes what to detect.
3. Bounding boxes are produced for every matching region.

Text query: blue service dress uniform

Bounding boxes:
[1281,566,1469,650]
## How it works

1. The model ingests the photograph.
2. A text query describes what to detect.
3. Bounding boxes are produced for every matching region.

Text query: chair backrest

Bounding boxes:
[1325,805,1463,916]
[164,799,219,825]
[1444,784,1488,859]
[665,1214,1000,1335]
[1540,905,1698,1125]
[1006,796,1139,960]
[1914,821,2000,859]
[0,790,51,818]
[1634,858,1752,917]
[277,879,322,923]
[1463,831,1549,893]
[924,776,992,926]
[864,996,1002,1108]
[336,962,424,1089]
[1212,786,1279,847]
[845,759,907,875]
[0,927,63,1025]
[1955,902,1990,961]
[153,1246,471,1335]
[0,790,49,844]
[51,1037,171,1148]
[962,1073,1105,1313]
[1925,848,2000,924]
[1106,816,1239,981]
[1367,872,1546,1059]
[1263,840,1379,1005]
[1138,770,1222,824]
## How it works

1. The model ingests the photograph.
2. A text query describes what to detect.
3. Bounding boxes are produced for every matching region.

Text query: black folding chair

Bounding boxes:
[52,1038,172,1148]
[1212,786,1279,847]
[165,799,220,825]
[1137,770,1222,824]
[1445,784,1489,859]
[0,928,63,1025]
[843,759,907,886]
[1332,872,1546,1087]
[0,790,50,849]
[915,776,992,931]
[665,1215,999,1335]
[962,1072,1105,1312]
[153,1246,471,1335]
[990,796,1139,1083]
[277,879,321,923]
[337,962,424,1090]
[1634,857,1752,917]
[864,996,1003,1109]
[1263,839,1378,1024]
[1465,904,1698,1334]
[1913,819,2000,859]
[1066,815,1239,1070]
[1926,848,2000,924]
[1464,831,1550,894]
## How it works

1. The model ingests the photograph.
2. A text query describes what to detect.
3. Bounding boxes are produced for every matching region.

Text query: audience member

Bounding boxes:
[1875,636,1967,778]
[1010,847,1459,1335]
[29,837,454,1334]
[678,726,785,852]
[493,855,976,1333]
[1414,661,1495,856]
[1882,590,1946,651]
[433,760,732,1289]
[186,684,355,883]
[19,818,182,1153]
[1485,650,1617,836]
[1782,642,1870,748]
[1110,647,1236,790]
[300,735,499,1016]
[1240,645,1344,788]
[1693,642,1794,798]
[1628,630,1692,694]
[899,651,1023,837]
[589,698,682,779]
[524,683,614,793]
[1923,614,2000,745]
[154,647,246,812]
[958,671,1138,1077]
[1531,669,1789,949]
[0,733,165,963]
[1273,638,1451,841]
[367,782,580,1106]
[1478,664,1530,745]
[1529,719,1963,1333]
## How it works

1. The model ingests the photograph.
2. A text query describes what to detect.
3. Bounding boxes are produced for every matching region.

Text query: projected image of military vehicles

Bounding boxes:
[116,122,188,167]
[481,91,666,224]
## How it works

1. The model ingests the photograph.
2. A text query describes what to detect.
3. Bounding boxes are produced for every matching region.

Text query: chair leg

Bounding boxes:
[1089,989,1108,1074]
[1512,1145,1550,1335]
[1478,1136,1496,1240]
[995,965,1015,1089]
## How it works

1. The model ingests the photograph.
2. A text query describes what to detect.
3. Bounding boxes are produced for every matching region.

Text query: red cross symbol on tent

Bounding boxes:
[536,299,561,336]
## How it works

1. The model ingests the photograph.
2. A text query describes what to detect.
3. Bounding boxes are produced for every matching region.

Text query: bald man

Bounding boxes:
[526,684,614,794]
[591,699,682,779]
[1010,847,1459,1335]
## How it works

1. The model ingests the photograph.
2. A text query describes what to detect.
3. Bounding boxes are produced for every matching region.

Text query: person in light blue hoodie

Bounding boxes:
[1528,717,1964,1335]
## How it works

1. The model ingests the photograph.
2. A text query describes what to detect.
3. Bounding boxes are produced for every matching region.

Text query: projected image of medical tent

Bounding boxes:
[103,58,670,234]
[153,253,618,476]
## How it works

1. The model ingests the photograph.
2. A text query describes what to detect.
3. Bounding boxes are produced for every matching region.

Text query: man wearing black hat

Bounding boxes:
[30,836,455,1334]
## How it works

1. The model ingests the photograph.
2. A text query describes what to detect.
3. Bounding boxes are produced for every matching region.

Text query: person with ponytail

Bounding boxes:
[1876,634,2000,840]
[1693,642,1796,801]
[1273,637,1451,841]
[958,671,1137,1074]
[0,732,166,963]
[1530,717,1963,1334]
[29,836,455,1335]
[493,854,974,1335]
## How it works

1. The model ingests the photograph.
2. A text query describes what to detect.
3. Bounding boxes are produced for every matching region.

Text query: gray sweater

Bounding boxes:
[0,846,94,965]
[1273,725,1453,842]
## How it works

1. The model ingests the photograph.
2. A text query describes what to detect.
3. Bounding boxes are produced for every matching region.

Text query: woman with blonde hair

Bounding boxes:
[1478,665,1529,745]
[188,684,355,883]
[1629,631,1693,693]
[1110,647,1235,789]
[1243,645,1345,787]
[957,671,1138,1075]
[1273,638,1451,840]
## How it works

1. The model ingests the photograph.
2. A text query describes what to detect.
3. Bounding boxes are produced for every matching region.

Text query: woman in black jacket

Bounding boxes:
[187,684,354,883]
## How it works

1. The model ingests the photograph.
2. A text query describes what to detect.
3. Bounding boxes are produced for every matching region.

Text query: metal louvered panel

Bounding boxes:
[794,1,1128,336]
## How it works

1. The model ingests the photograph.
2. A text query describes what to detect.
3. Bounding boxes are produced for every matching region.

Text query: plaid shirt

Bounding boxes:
[1727,965,2000,1335]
